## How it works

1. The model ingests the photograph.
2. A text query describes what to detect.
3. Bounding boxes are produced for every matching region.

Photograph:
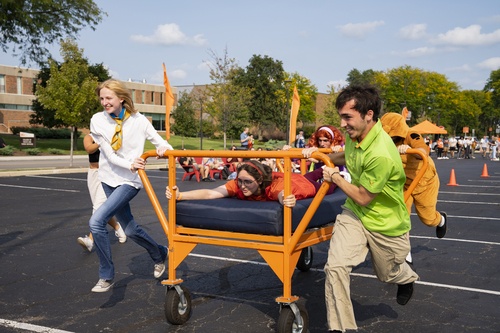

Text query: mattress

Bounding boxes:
[175,190,346,236]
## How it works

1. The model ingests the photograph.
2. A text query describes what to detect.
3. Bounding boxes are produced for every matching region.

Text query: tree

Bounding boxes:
[346,68,381,87]
[377,65,461,134]
[319,85,341,128]
[0,0,105,65]
[35,39,102,160]
[171,91,198,139]
[484,69,500,131]
[205,48,251,148]
[284,72,318,128]
[233,55,286,139]
[460,90,493,137]
[30,61,109,128]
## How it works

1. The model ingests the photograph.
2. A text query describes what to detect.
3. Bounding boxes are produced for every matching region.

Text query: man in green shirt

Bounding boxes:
[309,85,418,332]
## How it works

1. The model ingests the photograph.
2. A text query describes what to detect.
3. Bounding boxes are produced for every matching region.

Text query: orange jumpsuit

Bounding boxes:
[381,113,441,227]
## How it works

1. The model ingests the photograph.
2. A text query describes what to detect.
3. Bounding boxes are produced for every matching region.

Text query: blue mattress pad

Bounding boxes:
[175,190,346,236]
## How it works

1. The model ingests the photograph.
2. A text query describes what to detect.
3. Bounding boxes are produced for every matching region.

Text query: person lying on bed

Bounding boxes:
[165,160,336,208]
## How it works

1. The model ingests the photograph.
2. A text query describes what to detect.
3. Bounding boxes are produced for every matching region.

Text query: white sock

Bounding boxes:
[406,252,413,263]
[438,215,445,227]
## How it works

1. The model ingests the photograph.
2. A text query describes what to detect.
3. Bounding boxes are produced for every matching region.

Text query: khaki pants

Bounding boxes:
[324,208,419,331]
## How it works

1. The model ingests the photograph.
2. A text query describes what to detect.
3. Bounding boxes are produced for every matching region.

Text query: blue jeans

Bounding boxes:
[89,183,167,280]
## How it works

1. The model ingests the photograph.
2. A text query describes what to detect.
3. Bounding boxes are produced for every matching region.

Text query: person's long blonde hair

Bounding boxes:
[96,79,137,114]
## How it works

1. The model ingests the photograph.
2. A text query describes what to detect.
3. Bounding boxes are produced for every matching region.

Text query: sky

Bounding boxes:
[1,0,500,92]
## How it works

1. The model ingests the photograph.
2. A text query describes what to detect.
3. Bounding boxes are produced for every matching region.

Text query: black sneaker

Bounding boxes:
[436,212,447,238]
[397,282,414,305]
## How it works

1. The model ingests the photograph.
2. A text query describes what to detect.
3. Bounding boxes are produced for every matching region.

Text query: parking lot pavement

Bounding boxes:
[0,158,499,332]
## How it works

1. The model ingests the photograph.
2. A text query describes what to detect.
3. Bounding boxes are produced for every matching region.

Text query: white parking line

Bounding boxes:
[188,253,500,296]
[0,183,80,193]
[0,319,73,333]
[27,175,86,181]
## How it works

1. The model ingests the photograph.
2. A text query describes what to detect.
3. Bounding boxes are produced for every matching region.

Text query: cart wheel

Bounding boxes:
[296,247,313,272]
[277,303,309,333]
[164,285,192,325]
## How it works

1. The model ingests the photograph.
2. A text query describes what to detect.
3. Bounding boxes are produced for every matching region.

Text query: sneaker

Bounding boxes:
[436,212,447,239]
[91,279,114,293]
[77,236,94,252]
[114,223,127,243]
[396,282,414,305]
[154,250,168,279]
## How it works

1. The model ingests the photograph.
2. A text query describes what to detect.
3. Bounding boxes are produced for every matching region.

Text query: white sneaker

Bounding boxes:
[154,250,168,278]
[114,223,127,243]
[91,279,114,292]
[77,236,94,252]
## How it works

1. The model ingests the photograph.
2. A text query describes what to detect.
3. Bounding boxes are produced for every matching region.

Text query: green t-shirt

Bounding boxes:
[344,121,410,236]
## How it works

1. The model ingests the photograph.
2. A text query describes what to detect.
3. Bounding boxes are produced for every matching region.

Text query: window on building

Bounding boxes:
[0,75,5,93]
[144,112,165,131]
[17,77,22,94]
[151,91,154,104]
[141,90,145,104]
[160,92,164,106]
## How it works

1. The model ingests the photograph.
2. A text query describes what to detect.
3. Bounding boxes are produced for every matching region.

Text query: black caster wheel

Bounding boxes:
[277,303,309,333]
[296,247,313,272]
[164,285,192,325]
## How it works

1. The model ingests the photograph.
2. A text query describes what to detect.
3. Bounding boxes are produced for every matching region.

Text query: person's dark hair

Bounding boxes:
[335,85,381,120]
[237,160,273,193]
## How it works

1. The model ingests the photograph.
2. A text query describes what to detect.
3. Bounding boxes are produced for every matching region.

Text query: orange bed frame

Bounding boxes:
[137,148,427,333]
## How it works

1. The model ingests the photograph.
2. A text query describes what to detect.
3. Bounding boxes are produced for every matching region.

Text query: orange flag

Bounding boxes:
[163,63,174,140]
[288,85,300,145]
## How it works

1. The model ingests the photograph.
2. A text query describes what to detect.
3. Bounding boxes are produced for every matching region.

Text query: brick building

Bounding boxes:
[0,64,177,134]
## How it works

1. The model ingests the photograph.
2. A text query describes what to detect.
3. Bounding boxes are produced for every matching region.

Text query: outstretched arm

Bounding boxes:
[165,185,229,201]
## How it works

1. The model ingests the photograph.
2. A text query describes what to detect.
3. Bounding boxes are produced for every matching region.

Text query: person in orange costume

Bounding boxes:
[381,112,447,242]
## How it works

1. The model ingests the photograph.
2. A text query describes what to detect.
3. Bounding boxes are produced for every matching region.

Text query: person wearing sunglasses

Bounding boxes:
[165,159,336,207]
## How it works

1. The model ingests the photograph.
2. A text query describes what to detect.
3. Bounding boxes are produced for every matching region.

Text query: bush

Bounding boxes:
[0,145,15,156]
[48,148,64,155]
[24,148,42,155]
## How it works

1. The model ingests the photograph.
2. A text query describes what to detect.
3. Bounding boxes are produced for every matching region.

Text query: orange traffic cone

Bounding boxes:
[481,163,490,178]
[447,168,458,186]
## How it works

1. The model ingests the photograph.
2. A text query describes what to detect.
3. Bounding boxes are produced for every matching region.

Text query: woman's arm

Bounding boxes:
[83,134,99,154]
[165,185,229,201]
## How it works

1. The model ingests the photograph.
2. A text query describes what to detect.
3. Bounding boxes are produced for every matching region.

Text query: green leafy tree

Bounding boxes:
[378,66,461,133]
[319,85,341,128]
[233,55,286,138]
[346,68,381,87]
[205,48,251,148]
[35,39,101,155]
[463,90,493,136]
[484,69,500,131]
[171,91,198,138]
[30,61,109,128]
[0,0,105,65]
[285,72,318,128]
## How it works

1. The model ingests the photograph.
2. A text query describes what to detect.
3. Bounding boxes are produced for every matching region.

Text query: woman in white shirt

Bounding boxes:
[88,79,173,293]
